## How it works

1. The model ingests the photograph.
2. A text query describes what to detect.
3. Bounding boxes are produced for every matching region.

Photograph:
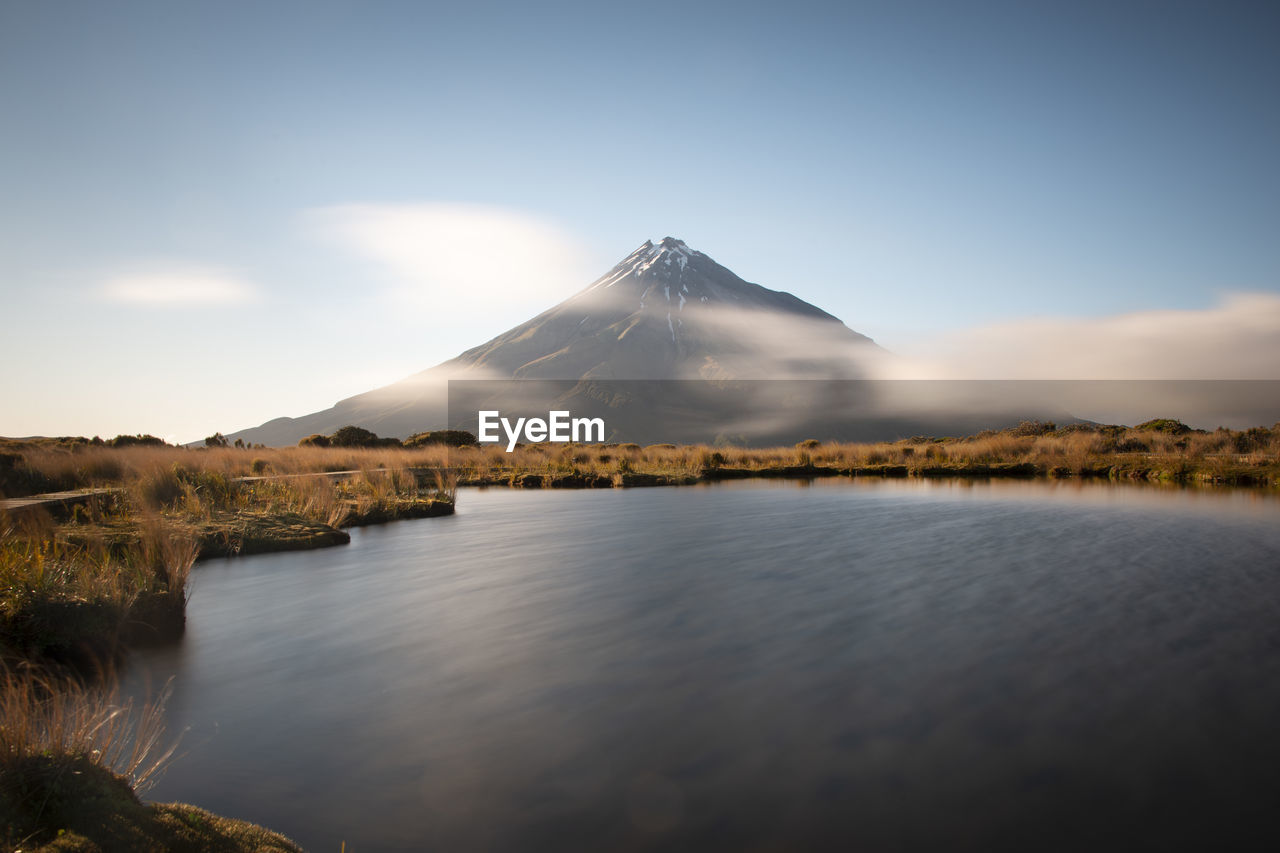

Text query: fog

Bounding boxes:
[884,293,1280,381]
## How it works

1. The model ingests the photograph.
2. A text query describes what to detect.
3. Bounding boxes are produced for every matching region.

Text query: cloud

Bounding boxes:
[305,202,592,312]
[886,293,1280,380]
[102,266,258,305]
[672,304,886,379]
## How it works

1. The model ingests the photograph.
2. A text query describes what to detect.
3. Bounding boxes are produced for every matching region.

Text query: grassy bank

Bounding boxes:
[0,423,1272,670]
[1,446,456,850]
[2,451,456,670]
[1,669,302,852]
[0,442,452,500]
[0,423,1273,848]
[449,421,1280,488]
[0,523,193,670]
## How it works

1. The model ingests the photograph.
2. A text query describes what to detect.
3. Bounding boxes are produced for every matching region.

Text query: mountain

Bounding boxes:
[222,238,1280,445]
[442,237,878,381]
[226,238,887,446]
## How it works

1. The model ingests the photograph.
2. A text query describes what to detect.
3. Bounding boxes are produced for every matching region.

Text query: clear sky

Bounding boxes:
[3,0,1278,442]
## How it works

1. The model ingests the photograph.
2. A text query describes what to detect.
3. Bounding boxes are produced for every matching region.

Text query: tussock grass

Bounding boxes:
[0,514,196,667]
[0,667,178,794]
[0,445,422,847]
[1,444,451,499]
[4,425,1274,503]
[0,666,302,852]
[1,445,458,667]
[0,424,1270,846]
[444,421,1280,487]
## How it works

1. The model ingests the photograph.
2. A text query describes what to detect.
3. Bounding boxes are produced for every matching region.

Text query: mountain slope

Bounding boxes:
[442,237,876,381]
[227,238,882,445]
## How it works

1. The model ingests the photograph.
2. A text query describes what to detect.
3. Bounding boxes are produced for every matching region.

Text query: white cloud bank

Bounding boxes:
[102,266,258,305]
[884,293,1280,380]
[306,202,592,313]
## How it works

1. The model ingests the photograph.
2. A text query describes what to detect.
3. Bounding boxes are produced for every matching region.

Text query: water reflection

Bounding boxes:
[125,480,1280,851]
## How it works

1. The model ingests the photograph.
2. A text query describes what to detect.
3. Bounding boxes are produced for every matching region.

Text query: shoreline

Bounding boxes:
[1,487,454,852]
[457,459,1279,489]
[2,438,1274,850]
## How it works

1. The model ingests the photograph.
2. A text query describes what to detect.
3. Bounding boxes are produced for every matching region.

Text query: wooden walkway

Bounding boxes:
[0,467,459,515]
[0,489,114,514]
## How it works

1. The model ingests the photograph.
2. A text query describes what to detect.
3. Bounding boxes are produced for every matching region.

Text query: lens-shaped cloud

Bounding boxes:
[306,202,592,313]
[886,293,1280,380]
[102,267,258,305]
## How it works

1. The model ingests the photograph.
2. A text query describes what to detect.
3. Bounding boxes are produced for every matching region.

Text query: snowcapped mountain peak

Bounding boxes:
[591,238,700,290]
[223,236,884,444]
[435,234,880,384]
[628,236,697,277]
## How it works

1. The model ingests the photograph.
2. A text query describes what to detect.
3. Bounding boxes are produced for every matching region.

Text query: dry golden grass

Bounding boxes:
[0,666,179,794]
[3,425,1276,500]
[440,423,1279,486]
[0,517,192,613]
[2,444,452,499]
[0,666,302,852]
[0,511,198,669]
[2,445,458,671]
[0,445,462,850]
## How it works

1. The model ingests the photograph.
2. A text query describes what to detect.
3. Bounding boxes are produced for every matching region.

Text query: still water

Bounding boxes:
[124,480,1280,851]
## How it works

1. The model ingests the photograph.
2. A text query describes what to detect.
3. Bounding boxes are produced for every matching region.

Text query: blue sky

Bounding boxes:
[2,0,1278,441]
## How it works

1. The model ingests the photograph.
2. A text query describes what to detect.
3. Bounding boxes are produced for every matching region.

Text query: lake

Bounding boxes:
[123,479,1280,851]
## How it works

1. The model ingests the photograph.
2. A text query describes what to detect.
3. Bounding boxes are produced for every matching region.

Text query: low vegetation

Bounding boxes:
[1,668,301,852]
[24,419,1267,665]
[298,425,479,449]
[444,419,1280,488]
[1,441,457,849]
[1,519,193,670]
[0,418,1273,845]
[0,439,456,499]
[1,446,456,668]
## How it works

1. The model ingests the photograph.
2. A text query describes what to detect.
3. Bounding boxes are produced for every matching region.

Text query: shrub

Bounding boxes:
[298,434,330,448]
[697,449,726,469]
[1231,427,1272,453]
[1012,420,1056,437]
[1054,422,1099,435]
[1135,418,1191,435]
[329,426,380,447]
[109,434,166,448]
[404,430,478,448]
[327,426,401,448]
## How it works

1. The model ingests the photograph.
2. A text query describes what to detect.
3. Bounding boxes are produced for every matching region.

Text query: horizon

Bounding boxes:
[3,1,1278,443]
